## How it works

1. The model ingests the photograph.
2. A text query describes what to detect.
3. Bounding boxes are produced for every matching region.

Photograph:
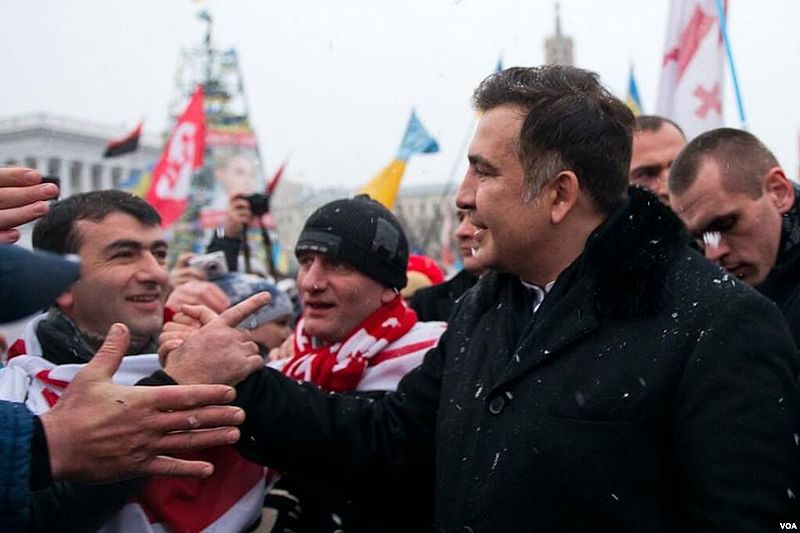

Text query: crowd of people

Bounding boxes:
[0,64,798,532]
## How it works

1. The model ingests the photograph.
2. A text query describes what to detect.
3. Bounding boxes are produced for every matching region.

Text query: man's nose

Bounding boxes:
[704,239,729,263]
[654,172,670,204]
[300,258,327,291]
[137,253,169,286]
[455,172,477,210]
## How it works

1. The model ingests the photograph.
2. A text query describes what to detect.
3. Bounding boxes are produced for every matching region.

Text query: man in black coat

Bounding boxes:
[669,127,800,346]
[163,66,800,531]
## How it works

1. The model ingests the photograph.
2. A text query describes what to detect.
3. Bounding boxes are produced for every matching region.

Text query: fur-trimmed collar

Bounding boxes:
[584,186,689,316]
[469,187,690,319]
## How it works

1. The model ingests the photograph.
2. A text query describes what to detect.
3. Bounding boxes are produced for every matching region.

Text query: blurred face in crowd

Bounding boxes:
[630,123,686,204]
[248,316,292,353]
[215,153,258,196]
[669,157,793,285]
[57,212,169,344]
[455,209,484,274]
[456,105,552,284]
[296,252,395,344]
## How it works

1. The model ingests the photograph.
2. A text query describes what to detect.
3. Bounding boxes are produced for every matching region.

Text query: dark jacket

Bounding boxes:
[410,269,480,322]
[757,193,800,346]
[0,401,34,532]
[234,188,800,531]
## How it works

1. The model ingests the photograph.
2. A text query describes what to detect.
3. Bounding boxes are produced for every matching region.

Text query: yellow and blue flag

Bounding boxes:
[626,66,644,116]
[117,165,153,198]
[359,110,439,208]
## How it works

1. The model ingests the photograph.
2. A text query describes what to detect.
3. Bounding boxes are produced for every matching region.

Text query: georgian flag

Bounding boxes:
[656,0,726,140]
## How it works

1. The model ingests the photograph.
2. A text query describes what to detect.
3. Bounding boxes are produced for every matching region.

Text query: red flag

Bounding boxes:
[103,121,142,158]
[266,159,288,195]
[145,86,205,227]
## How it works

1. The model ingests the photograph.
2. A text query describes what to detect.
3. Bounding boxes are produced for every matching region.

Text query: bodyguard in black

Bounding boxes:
[167,66,800,531]
[669,127,800,346]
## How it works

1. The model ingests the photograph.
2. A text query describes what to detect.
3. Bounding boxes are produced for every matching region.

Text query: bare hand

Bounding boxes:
[268,333,296,362]
[0,167,59,243]
[223,194,253,238]
[159,312,203,366]
[166,279,231,314]
[164,293,270,386]
[169,252,204,287]
[39,323,246,483]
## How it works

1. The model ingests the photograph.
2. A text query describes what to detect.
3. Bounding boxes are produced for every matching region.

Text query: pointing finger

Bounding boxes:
[218,292,271,328]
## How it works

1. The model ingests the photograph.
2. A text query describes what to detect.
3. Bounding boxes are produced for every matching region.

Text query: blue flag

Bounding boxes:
[397,110,439,161]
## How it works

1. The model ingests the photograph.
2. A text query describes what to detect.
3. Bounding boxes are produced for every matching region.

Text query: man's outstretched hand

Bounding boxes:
[39,323,246,483]
[163,292,269,386]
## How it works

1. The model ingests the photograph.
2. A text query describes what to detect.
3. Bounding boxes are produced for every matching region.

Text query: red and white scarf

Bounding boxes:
[0,314,265,533]
[280,296,445,392]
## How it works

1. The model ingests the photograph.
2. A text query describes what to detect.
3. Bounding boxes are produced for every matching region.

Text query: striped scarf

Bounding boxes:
[283,296,419,391]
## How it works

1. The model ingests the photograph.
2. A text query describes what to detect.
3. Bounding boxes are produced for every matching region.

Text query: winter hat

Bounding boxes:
[401,254,445,299]
[213,273,294,329]
[295,195,409,289]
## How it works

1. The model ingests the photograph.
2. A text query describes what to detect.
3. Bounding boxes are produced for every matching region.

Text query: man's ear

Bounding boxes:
[55,290,75,313]
[763,167,794,214]
[381,287,398,304]
[549,170,580,225]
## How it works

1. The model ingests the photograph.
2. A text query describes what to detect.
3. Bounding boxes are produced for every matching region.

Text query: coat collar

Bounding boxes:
[486,187,690,391]
[580,186,689,317]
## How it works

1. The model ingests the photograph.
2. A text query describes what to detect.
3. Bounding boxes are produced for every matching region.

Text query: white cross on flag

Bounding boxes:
[656,0,725,140]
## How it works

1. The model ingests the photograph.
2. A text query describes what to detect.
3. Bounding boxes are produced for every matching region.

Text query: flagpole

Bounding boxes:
[715,0,747,129]
[420,114,475,251]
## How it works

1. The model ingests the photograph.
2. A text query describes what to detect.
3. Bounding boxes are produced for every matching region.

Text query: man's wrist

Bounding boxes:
[36,412,64,483]
[30,415,53,489]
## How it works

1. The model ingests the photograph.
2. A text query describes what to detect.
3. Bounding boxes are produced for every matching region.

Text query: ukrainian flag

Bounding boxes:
[359,110,439,208]
[117,165,153,198]
[626,66,644,117]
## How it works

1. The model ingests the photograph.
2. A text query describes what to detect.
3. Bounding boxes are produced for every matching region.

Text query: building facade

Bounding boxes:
[0,112,162,244]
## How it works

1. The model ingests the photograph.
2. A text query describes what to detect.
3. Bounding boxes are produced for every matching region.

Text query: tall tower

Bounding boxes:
[544,3,574,66]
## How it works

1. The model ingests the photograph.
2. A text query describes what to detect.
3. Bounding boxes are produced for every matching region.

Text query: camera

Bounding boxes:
[244,192,271,216]
[188,251,229,280]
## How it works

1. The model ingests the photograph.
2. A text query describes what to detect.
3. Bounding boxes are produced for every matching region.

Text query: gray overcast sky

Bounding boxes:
[2,0,798,190]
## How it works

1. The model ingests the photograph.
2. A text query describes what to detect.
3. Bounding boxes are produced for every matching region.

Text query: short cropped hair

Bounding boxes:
[33,190,161,254]
[634,115,686,139]
[472,65,634,213]
[669,128,779,199]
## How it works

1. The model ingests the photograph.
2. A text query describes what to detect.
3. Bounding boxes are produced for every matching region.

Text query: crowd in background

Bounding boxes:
[0,64,798,532]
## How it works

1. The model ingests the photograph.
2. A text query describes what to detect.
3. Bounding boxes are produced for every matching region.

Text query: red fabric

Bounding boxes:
[145,85,206,227]
[407,254,445,285]
[283,296,417,391]
[138,447,264,530]
[34,370,69,389]
[7,339,26,360]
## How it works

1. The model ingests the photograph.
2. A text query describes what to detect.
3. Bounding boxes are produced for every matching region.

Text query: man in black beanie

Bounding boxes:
[257,195,447,531]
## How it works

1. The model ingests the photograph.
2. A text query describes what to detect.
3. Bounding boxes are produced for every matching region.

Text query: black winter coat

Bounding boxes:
[410,269,480,322]
[235,188,800,531]
[757,225,800,347]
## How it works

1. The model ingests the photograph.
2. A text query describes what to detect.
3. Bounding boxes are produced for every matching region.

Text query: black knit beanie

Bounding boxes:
[295,195,408,289]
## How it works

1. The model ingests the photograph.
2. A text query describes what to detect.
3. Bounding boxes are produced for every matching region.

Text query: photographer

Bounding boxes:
[207,192,274,276]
